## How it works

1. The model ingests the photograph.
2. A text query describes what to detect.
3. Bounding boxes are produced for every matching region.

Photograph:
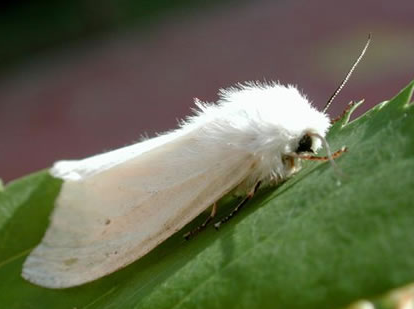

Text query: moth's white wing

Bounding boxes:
[22,132,255,288]
[51,131,184,181]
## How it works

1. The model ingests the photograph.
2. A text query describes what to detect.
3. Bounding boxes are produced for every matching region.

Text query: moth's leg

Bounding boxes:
[298,147,347,161]
[331,101,355,124]
[214,181,261,230]
[183,203,218,240]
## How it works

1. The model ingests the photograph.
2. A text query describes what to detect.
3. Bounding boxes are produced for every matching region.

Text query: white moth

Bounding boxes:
[22,36,371,289]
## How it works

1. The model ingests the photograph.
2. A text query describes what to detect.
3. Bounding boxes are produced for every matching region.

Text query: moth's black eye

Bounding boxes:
[295,134,314,153]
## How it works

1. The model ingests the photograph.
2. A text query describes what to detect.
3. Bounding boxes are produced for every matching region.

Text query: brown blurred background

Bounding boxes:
[0,0,413,182]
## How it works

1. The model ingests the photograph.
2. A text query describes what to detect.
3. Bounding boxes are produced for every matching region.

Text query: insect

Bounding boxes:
[22,35,371,289]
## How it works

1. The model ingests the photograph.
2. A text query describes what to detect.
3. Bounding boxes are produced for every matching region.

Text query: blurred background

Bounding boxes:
[0,0,413,182]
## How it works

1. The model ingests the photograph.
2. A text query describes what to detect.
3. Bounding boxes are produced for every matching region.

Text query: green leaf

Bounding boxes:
[0,81,413,309]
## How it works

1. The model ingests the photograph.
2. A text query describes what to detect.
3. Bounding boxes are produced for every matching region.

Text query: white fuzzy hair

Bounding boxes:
[182,82,331,188]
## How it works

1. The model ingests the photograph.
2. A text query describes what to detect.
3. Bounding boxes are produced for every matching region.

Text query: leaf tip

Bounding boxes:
[390,80,414,108]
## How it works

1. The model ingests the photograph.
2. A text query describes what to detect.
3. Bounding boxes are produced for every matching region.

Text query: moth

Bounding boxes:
[22,35,370,289]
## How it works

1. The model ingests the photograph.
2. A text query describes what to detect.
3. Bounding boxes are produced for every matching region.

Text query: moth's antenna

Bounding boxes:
[323,33,371,113]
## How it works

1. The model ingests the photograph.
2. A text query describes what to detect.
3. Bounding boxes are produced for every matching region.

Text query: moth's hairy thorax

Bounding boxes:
[185,82,331,194]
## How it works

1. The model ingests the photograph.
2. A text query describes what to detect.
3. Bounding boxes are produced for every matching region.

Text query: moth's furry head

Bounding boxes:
[188,81,331,185]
